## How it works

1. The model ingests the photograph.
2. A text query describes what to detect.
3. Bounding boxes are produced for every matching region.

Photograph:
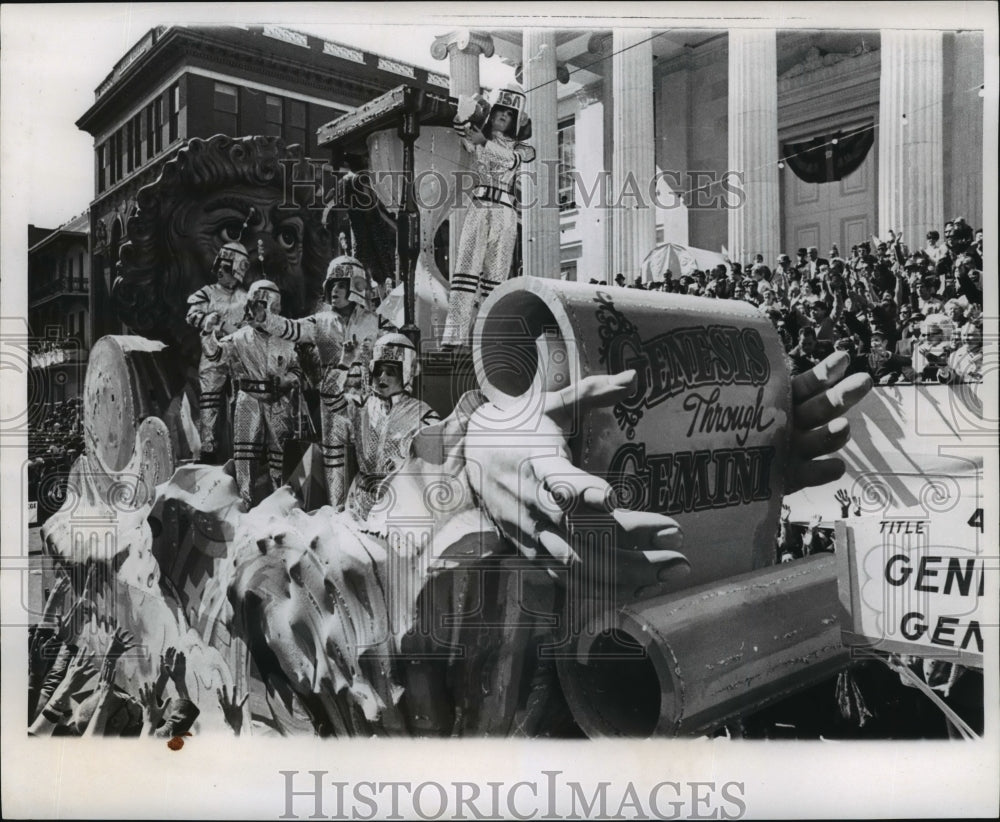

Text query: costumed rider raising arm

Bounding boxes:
[441,87,535,352]
[186,240,251,462]
[203,279,302,508]
[249,256,380,504]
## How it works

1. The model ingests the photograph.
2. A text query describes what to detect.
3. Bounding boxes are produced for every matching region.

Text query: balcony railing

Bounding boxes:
[29,277,90,301]
[29,342,88,370]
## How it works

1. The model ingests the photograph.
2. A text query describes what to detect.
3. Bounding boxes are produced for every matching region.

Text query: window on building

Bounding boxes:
[169,83,180,142]
[213,82,239,136]
[154,96,163,152]
[286,99,307,148]
[97,143,106,193]
[133,113,142,168]
[145,104,154,159]
[113,129,123,183]
[560,261,578,282]
[126,119,134,173]
[265,95,283,138]
[557,117,576,212]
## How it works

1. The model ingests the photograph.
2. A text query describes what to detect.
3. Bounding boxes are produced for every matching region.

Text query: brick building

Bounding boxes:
[75,24,449,339]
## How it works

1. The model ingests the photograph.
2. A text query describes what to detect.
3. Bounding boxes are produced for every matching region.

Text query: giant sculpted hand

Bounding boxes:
[462,370,688,587]
[786,351,872,494]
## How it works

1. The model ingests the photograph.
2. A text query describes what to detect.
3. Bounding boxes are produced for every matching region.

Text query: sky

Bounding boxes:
[1,4,524,231]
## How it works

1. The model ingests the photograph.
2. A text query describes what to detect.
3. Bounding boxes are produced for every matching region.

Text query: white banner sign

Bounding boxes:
[836,506,989,668]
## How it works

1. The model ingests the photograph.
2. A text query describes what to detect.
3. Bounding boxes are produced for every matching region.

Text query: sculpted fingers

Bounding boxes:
[792,416,851,461]
[537,529,580,565]
[787,457,847,495]
[545,370,637,428]
[533,455,617,517]
[791,351,850,404]
[795,372,872,432]
[610,510,685,553]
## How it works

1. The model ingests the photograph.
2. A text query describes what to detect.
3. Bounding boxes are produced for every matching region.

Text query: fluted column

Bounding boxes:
[589,33,616,280]
[611,29,656,284]
[727,29,780,267]
[878,30,944,243]
[575,84,607,283]
[522,29,561,278]
[431,31,494,279]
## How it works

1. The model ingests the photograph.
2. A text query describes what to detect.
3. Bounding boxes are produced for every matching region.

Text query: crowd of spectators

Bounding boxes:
[27,574,246,737]
[601,217,984,385]
[28,398,84,522]
[775,487,866,563]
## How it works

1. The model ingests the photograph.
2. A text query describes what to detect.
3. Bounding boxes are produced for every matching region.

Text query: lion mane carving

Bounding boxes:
[115,135,332,362]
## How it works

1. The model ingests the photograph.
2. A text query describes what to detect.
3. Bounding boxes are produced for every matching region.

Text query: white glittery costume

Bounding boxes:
[186,242,250,454]
[327,334,440,521]
[442,90,534,348]
[203,280,301,508]
[261,258,380,503]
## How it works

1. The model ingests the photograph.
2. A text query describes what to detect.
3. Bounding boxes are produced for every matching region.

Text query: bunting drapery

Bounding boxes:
[782,122,875,184]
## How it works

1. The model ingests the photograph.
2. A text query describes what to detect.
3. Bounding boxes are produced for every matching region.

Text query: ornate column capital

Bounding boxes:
[430,30,495,61]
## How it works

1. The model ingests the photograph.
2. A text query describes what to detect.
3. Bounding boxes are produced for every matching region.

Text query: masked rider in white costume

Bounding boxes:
[252,256,380,504]
[441,88,535,351]
[202,279,301,507]
[186,241,250,462]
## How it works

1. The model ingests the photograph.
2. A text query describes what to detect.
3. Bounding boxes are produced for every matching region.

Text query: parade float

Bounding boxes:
[37,85,984,738]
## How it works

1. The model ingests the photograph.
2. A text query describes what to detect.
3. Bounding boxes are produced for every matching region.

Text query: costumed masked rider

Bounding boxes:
[328,333,440,523]
[186,240,251,462]
[441,87,535,351]
[202,279,301,508]
[252,256,380,504]
[324,256,380,398]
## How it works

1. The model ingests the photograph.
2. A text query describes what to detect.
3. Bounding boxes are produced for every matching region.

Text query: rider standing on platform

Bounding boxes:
[202,280,301,508]
[254,256,380,503]
[186,237,251,462]
[441,87,535,352]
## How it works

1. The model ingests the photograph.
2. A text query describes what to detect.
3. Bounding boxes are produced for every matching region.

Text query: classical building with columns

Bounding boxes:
[433,28,985,282]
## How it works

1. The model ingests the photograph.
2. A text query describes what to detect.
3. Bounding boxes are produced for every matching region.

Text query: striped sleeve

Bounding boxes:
[186,287,211,328]
[264,314,318,344]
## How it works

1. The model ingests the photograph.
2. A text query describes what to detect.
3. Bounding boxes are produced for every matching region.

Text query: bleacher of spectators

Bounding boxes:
[28,398,84,521]
[602,217,984,385]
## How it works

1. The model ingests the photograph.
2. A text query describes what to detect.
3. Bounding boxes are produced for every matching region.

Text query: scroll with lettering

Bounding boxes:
[473,279,793,589]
